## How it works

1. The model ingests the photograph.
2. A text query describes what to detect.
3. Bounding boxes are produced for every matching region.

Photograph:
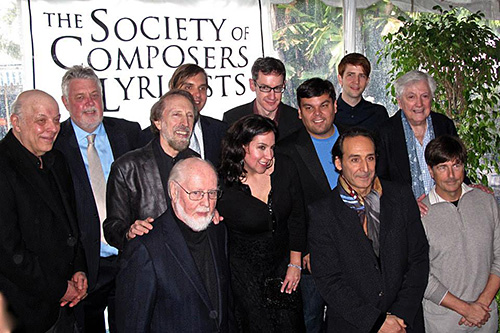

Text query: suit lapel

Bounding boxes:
[199,116,213,160]
[59,121,95,198]
[162,214,213,310]
[295,129,331,194]
[103,117,129,159]
[391,112,412,183]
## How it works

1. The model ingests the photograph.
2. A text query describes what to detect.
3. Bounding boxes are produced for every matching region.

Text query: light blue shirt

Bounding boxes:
[311,125,340,190]
[71,120,118,256]
[415,125,434,195]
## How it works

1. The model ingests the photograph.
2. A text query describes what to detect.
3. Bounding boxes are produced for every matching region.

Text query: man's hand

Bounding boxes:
[469,183,494,195]
[379,314,407,333]
[302,254,311,274]
[458,301,491,327]
[212,209,223,225]
[71,271,88,295]
[60,272,88,308]
[127,217,154,240]
[417,194,428,217]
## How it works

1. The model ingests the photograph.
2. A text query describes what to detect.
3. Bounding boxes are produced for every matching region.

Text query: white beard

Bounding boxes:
[173,200,213,232]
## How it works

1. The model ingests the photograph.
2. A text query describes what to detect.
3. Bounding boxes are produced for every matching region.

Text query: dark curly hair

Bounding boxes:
[219,114,278,185]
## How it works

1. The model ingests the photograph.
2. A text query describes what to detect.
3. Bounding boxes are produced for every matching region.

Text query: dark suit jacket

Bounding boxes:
[308,180,429,332]
[223,100,303,140]
[0,131,85,332]
[376,110,458,186]
[54,117,142,289]
[277,126,345,209]
[115,209,233,332]
[139,115,227,166]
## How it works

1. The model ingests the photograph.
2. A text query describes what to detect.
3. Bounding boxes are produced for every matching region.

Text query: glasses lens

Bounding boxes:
[259,85,271,92]
[208,190,220,200]
[189,191,203,200]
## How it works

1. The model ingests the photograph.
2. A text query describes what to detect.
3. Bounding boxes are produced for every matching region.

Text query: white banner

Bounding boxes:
[22,0,273,127]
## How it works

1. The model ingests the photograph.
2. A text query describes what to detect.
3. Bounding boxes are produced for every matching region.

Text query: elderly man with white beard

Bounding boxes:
[103,89,199,251]
[114,157,233,332]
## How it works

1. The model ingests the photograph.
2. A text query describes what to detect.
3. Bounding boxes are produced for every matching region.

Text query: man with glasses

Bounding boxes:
[223,57,303,140]
[103,90,198,251]
[115,157,233,332]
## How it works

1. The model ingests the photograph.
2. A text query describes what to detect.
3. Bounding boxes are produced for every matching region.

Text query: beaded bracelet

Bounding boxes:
[288,263,302,270]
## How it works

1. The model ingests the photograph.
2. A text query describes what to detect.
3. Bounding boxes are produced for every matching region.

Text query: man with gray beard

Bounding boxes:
[115,157,233,332]
[103,89,198,251]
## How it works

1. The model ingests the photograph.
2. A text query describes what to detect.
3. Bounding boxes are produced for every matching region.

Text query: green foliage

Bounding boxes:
[272,0,344,106]
[378,6,500,184]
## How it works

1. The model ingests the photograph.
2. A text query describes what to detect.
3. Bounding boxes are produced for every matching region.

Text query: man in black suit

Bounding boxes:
[103,90,198,251]
[54,65,143,332]
[308,128,429,332]
[141,64,227,166]
[115,157,233,332]
[277,78,342,332]
[0,90,87,332]
[223,57,303,140]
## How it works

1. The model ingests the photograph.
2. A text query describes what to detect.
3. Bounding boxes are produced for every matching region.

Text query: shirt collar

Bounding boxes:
[71,119,105,143]
[428,183,473,205]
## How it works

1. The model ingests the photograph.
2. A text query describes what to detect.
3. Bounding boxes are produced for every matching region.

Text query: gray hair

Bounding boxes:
[167,157,217,197]
[394,70,437,98]
[61,65,102,98]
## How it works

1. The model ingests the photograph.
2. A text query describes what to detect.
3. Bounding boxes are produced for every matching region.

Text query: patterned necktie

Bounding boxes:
[87,134,108,244]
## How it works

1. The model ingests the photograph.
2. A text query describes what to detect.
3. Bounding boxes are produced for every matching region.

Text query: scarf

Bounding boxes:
[339,175,383,257]
[401,111,435,198]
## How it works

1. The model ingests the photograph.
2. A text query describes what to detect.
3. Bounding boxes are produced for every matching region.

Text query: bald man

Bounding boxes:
[0,90,87,332]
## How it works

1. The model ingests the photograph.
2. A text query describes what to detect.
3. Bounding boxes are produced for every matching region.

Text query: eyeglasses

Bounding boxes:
[173,181,220,201]
[253,80,286,93]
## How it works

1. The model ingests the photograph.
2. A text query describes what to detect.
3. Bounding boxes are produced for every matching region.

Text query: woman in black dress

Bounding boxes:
[218,115,306,332]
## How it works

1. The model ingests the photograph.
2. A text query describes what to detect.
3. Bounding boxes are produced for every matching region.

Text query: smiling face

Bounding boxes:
[299,93,337,139]
[398,80,432,127]
[243,131,275,175]
[249,72,284,118]
[62,78,103,133]
[429,159,465,201]
[177,72,208,113]
[338,64,369,104]
[334,135,376,196]
[12,91,61,158]
[154,94,195,157]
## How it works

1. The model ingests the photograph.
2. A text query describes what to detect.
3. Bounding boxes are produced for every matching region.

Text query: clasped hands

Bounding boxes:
[458,301,491,328]
[59,271,88,307]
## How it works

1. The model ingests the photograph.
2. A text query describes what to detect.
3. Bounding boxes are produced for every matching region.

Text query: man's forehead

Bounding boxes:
[256,71,284,82]
[69,79,100,92]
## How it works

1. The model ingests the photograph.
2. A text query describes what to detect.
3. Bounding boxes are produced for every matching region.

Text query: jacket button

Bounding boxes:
[379,291,384,297]
[209,310,218,319]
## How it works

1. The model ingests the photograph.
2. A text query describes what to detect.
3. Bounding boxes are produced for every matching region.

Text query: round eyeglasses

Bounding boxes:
[173,181,220,201]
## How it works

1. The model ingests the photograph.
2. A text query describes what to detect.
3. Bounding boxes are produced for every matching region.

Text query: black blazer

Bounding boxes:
[115,209,233,332]
[376,110,458,186]
[140,115,227,167]
[277,126,345,208]
[0,131,85,332]
[222,100,303,140]
[308,180,429,332]
[54,117,142,289]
